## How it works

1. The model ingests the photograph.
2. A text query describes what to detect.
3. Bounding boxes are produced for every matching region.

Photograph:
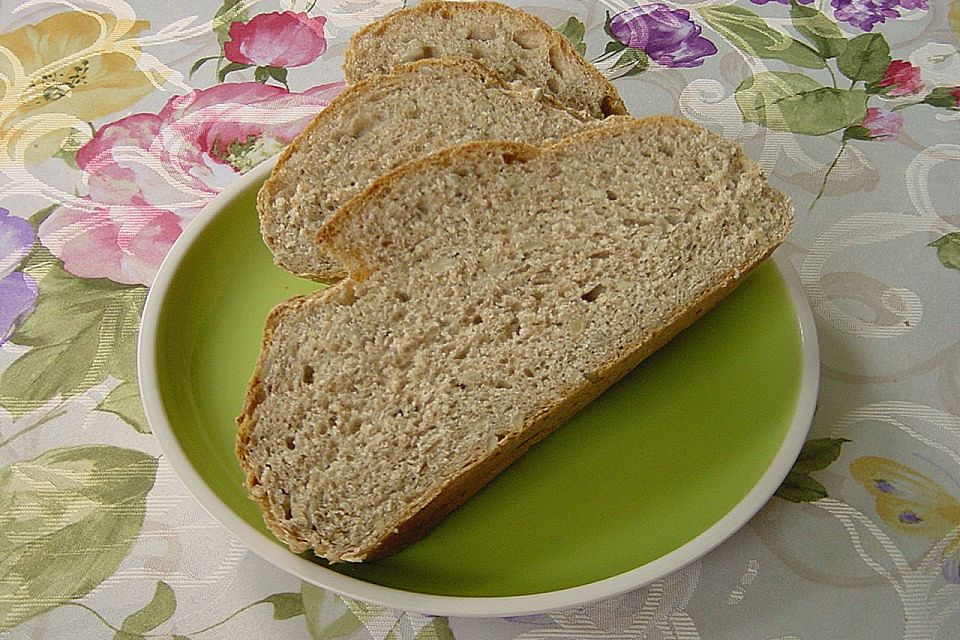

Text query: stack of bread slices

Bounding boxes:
[238,1,793,563]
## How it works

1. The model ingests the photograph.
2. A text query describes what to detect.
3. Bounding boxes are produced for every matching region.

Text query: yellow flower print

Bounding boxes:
[0,10,165,163]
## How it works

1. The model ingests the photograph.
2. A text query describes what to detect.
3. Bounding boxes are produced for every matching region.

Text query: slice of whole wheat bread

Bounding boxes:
[343,1,627,119]
[237,116,792,562]
[259,58,588,282]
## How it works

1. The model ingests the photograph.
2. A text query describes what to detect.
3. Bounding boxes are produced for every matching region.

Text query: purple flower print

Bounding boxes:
[0,208,33,265]
[609,4,717,68]
[830,0,928,32]
[0,207,38,344]
[749,0,813,5]
[831,0,898,31]
[873,478,897,493]
[860,107,904,140]
[942,556,960,584]
[0,273,38,342]
[897,510,922,524]
[740,0,928,32]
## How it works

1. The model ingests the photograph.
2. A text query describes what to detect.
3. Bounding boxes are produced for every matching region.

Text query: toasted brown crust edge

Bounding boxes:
[342,0,628,117]
[249,115,793,561]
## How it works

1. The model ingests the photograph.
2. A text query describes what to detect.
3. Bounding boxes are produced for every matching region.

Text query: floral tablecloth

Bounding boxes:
[2,0,959,638]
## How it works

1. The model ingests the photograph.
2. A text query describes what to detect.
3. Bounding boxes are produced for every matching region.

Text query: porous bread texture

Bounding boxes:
[237,116,793,562]
[343,0,627,119]
[258,58,589,282]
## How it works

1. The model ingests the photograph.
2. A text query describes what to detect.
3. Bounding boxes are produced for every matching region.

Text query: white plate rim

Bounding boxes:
[139,156,820,617]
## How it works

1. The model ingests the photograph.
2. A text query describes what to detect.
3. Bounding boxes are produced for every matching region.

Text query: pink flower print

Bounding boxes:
[874,60,924,97]
[40,81,344,285]
[157,82,343,171]
[76,113,212,211]
[224,11,327,68]
[861,107,904,140]
[40,203,183,286]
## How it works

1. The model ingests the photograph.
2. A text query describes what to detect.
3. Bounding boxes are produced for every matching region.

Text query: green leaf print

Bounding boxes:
[218,61,251,83]
[953,0,960,42]
[0,446,157,631]
[557,16,587,57]
[319,614,365,638]
[610,48,649,79]
[776,471,828,503]
[923,87,960,110]
[189,55,219,78]
[735,71,868,135]
[301,583,364,639]
[841,124,873,141]
[415,617,456,640]
[97,381,149,433]
[52,128,93,170]
[603,10,615,38]
[344,598,386,624]
[929,232,960,270]
[601,39,628,58]
[837,33,891,84]
[789,0,847,58]
[791,437,851,473]
[266,66,289,89]
[0,342,89,415]
[213,0,248,47]
[700,5,825,69]
[115,581,176,640]
[97,299,147,432]
[0,245,147,421]
[263,592,305,620]
[28,204,58,229]
[776,438,850,503]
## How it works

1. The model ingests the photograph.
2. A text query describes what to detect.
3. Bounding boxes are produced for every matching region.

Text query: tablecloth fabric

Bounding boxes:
[1,0,959,638]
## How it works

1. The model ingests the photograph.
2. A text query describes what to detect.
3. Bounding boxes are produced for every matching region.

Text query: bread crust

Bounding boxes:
[236,297,299,546]
[259,57,585,283]
[236,286,353,556]
[358,251,774,561]
[342,0,627,118]
[237,247,779,561]
[258,59,492,284]
[243,115,793,562]
[318,140,541,281]
[319,115,708,268]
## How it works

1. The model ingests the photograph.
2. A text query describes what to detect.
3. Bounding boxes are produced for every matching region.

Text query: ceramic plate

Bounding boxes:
[139,157,819,617]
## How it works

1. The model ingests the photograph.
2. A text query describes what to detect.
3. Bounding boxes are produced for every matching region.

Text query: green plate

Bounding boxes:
[142,163,813,612]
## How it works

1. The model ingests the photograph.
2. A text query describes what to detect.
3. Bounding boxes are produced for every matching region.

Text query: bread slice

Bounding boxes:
[259,58,588,281]
[343,0,627,119]
[237,116,792,562]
